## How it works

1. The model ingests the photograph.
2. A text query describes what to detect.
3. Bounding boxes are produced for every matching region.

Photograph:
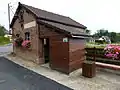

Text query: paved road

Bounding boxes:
[0,44,13,56]
[0,57,72,90]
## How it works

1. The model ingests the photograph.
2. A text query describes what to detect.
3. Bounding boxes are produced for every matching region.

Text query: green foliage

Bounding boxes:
[0,36,10,45]
[108,32,116,43]
[0,25,6,36]
[93,29,120,43]
[93,29,109,38]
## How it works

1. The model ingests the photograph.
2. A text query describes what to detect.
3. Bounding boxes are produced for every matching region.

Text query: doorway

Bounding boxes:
[43,38,50,63]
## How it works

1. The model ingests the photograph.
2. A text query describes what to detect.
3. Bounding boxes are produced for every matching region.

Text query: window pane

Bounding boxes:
[25,32,30,40]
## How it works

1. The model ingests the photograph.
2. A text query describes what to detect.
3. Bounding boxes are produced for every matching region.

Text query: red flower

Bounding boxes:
[22,40,31,48]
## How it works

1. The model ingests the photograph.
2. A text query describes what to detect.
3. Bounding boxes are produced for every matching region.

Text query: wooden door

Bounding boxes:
[49,37,69,74]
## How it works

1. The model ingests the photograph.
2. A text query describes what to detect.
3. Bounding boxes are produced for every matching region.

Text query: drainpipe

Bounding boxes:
[37,23,41,64]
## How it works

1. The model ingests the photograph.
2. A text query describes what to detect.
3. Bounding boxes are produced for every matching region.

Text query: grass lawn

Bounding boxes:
[0,36,10,46]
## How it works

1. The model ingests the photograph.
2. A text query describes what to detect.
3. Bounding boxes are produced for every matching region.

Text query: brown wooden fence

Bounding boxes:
[85,47,120,65]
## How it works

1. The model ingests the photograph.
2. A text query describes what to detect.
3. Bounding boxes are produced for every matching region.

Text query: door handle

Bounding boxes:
[64,58,66,60]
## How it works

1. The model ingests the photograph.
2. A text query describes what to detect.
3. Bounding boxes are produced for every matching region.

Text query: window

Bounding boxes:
[25,32,30,40]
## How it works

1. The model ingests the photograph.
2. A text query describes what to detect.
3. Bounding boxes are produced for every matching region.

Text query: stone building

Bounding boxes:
[10,2,89,74]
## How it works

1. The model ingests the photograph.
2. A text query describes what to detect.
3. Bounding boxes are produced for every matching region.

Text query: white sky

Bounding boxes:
[0,0,120,34]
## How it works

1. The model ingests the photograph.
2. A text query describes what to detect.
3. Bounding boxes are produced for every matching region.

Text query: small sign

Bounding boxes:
[63,38,68,42]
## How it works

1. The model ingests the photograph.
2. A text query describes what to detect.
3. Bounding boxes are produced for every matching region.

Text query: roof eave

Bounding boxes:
[72,33,93,37]
[37,17,87,29]
[71,35,91,39]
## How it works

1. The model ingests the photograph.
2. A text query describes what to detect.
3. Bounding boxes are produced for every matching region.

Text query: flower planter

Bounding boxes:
[104,44,120,59]
[82,61,96,78]
[22,40,31,48]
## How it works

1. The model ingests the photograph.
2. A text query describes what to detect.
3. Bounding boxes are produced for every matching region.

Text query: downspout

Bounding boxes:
[36,21,41,64]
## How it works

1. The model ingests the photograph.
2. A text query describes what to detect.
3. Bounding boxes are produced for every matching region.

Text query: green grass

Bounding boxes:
[86,43,106,48]
[86,42,120,48]
[0,36,10,46]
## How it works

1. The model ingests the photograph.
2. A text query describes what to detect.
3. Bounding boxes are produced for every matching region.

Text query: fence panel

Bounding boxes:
[85,47,120,65]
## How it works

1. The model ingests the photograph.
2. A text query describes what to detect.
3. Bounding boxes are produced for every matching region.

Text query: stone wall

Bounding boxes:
[12,7,39,63]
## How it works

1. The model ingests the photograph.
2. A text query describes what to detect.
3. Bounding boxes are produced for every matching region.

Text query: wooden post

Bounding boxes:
[93,47,96,62]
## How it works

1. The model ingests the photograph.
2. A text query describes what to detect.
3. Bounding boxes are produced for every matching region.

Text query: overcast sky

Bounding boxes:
[0,0,120,34]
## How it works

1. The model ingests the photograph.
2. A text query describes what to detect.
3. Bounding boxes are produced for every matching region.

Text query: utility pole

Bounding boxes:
[8,3,11,34]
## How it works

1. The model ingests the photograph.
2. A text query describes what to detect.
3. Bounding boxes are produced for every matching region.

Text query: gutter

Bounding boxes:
[71,34,92,39]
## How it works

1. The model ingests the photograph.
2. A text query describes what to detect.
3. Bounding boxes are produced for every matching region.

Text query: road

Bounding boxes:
[0,44,13,56]
[0,45,72,90]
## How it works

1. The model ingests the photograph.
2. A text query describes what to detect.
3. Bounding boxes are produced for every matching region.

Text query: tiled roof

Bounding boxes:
[10,3,87,36]
[22,3,87,29]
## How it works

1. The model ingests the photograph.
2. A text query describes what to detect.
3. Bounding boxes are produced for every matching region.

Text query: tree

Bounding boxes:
[116,33,120,42]
[93,29,109,38]
[109,32,116,43]
[0,25,6,36]
[92,28,120,43]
